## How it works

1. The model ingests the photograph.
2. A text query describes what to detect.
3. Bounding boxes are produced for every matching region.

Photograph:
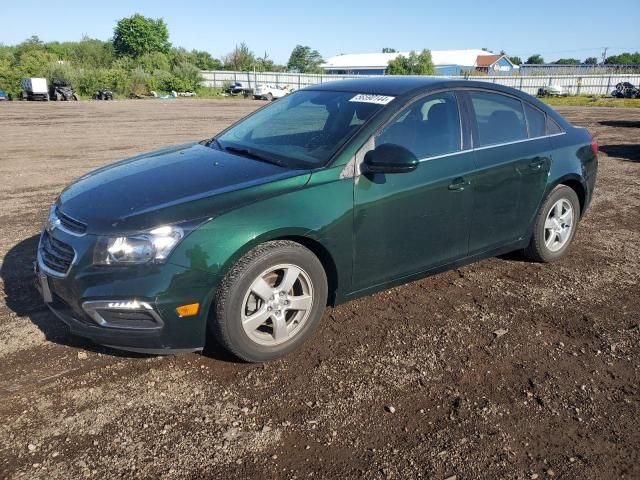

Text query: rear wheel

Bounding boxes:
[524,185,581,262]
[211,241,328,362]
[265,92,273,101]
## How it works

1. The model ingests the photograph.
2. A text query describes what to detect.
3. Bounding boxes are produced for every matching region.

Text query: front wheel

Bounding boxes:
[211,241,328,362]
[524,185,581,262]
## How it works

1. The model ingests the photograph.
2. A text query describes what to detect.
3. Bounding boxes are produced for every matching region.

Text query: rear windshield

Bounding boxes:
[217,90,386,168]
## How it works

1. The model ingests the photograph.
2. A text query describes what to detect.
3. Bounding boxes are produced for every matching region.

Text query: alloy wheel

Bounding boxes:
[544,199,574,252]
[241,264,314,346]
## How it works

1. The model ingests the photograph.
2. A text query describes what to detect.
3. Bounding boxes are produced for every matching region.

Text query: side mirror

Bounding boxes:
[363,143,418,174]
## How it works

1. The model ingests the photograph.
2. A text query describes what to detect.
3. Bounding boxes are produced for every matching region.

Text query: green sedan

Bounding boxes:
[36,77,598,362]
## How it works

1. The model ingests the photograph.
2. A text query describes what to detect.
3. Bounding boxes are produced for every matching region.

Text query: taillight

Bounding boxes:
[590,138,599,157]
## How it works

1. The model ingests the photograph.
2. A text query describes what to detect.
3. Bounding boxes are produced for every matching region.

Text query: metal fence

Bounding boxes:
[200,70,367,90]
[201,70,640,96]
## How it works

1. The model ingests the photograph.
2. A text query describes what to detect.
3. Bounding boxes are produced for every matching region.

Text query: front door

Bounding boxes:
[352,91,475,292]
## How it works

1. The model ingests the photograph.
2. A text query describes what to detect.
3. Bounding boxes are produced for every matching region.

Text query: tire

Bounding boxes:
[524,185,581,262]
[211,240,328,362]
[72,94,78,101]
[266,92,273,101]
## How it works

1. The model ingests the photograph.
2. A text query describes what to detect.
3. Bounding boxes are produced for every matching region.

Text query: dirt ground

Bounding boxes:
[0,100,638,480]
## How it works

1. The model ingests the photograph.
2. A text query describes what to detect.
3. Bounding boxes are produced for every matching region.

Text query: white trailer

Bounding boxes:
[21,77,49,101]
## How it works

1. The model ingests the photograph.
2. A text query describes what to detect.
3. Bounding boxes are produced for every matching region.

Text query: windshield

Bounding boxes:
[216,90,386,168]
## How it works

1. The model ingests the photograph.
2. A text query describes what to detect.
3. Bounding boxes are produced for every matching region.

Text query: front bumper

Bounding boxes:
[35,229,221,354]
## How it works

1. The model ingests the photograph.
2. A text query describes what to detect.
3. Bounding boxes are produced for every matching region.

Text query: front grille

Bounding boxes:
[40,231,75,276]
[56,207,87,235]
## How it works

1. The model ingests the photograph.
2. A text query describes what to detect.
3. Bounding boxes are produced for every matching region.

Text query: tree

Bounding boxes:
[255,52,284,72]
[554,58,581,65]
[223,42,256,71]
[287,45,324,73]
[387,49,435,75]
[508,56,522,65]
[605,52,640,64]
[70,38,115,68]
[526,54,545,64]
[188,49,222,70]
[113,14,171,58]
[584,57,598,65]
[382,48,397,53]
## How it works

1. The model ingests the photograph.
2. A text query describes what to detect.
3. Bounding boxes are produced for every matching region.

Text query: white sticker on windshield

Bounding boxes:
[349,94,395,105]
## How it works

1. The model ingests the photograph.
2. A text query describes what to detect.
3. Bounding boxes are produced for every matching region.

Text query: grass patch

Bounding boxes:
[541,96,640,108]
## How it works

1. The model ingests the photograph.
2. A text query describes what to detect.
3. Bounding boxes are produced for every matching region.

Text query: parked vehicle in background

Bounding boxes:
[253,84,291,101]
[93,88,114,100]
[224,82,253,97]
[611,82,640,98]
[35,78,598,362]
[49,79,78,101]
[537,85,568,97]
[21,78,49,101]
[0,89,7,101]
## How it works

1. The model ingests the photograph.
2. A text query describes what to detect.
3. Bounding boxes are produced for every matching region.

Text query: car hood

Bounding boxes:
[58,142,311,234]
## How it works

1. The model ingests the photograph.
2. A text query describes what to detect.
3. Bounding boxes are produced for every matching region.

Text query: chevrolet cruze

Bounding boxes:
[35,78,598,362]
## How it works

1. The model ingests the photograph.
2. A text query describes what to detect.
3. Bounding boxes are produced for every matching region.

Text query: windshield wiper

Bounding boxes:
[223,145,285,167]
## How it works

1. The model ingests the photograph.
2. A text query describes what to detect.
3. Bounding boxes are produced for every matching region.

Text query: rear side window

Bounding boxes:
[546,116,564,135]
[469,91,527,146]
[377,91,461,159]
[524,103,546,138]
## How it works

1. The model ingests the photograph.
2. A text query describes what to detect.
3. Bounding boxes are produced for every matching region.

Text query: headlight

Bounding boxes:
[94,225,184,265]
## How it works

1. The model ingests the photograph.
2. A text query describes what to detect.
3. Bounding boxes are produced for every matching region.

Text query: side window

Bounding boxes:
[546,116,564,135]
[524,103,546,138]
[469,91,527,146]
[376,91,461,159]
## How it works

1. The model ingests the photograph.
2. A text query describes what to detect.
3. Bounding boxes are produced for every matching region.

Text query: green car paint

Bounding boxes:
[36,78,597,354]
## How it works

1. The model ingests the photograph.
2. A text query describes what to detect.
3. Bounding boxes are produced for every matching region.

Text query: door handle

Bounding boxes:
[448,177,469,191]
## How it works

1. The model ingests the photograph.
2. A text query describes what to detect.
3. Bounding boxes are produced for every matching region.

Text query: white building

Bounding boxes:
[321,49,518,75]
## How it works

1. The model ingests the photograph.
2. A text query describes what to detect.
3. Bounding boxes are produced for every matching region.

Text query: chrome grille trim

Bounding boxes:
[55,207,87,236]
[38,231,76,277]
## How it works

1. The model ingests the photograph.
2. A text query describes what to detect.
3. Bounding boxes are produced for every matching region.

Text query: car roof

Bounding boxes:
[306,77,448,96]
[303,76,567,123]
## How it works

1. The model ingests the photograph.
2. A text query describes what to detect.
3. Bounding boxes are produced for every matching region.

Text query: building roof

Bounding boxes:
[475,54,502,67]
[321,49,493,70]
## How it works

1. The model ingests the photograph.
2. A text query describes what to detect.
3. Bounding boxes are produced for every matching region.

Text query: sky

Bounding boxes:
[2,0,639,64]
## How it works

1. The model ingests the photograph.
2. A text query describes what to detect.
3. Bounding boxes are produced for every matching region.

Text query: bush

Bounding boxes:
[0,33,210,98]
[128,67,152,95]
[170,61,202,91]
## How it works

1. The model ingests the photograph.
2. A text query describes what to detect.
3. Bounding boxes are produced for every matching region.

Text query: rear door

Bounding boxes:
[463,90,551,254]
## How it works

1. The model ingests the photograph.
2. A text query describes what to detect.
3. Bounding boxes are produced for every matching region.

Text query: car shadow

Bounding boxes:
[1,234,237,361]
[497,251,530,263]
[599,144,640,162]
[599,120,640,129]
